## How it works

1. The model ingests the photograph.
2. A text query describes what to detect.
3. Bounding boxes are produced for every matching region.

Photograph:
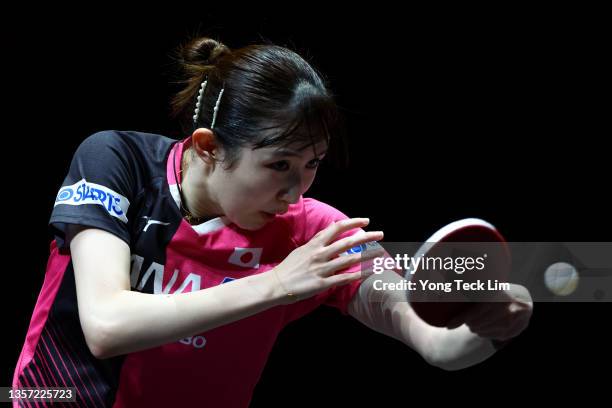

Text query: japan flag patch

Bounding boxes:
[228,247,263,268]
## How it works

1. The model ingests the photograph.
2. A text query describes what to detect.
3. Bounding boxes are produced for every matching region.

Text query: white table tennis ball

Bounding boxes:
[544,262,579,296]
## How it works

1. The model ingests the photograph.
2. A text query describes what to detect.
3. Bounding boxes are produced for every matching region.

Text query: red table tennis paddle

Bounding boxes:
[406,218,511,327]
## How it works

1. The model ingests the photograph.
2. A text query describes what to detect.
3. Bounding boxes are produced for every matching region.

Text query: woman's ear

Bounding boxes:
[191,128,220,163]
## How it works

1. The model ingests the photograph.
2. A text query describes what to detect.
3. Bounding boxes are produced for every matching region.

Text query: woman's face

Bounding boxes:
[209,140,328,231]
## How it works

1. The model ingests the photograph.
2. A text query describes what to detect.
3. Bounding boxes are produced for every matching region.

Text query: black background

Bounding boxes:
[4,6,610,406]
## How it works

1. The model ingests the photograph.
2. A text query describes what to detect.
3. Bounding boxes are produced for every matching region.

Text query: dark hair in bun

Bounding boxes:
[169,36,347,170]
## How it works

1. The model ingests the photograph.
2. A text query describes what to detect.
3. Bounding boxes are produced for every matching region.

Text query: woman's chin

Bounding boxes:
[234,215,271,231]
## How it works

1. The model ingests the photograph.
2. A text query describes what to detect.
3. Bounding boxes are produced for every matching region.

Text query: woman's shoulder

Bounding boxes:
[301,196,349,220]
[84,129,176,149]
[282,196,352,245]
[77,130,178,165]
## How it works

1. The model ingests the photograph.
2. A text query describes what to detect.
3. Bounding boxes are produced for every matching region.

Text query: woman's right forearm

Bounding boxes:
[93,270,287,358]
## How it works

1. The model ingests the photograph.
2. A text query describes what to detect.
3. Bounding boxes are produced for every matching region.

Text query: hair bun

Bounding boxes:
[181,37,230,66]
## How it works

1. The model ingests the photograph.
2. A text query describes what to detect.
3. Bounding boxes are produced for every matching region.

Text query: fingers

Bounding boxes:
[472,310,530,340]
[310,218,371,247]
[463,303,508,332]
[323,246,385,277]
[446,302,490,329]
[462,300,533,339]
[321,230,384,260]
[305,217,386,290]
[324,270,364,287]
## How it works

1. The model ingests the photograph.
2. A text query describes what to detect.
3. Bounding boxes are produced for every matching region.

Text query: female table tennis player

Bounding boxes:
[13,37,532,407]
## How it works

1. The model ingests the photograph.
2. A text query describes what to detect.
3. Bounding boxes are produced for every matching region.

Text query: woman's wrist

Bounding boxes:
[258,269,298,306]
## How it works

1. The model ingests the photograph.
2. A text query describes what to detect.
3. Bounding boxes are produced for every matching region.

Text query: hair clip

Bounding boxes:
[211,87,224,129]
[192,79,208,123]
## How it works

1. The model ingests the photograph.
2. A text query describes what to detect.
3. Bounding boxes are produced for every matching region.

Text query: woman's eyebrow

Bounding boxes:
[271,148,328,158]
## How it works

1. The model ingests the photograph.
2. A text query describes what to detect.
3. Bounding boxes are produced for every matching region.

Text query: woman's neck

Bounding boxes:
[180,147,223,223]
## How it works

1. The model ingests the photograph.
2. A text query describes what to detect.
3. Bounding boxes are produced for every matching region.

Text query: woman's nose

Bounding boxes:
[278,175,304,204]
[278,185,301,204]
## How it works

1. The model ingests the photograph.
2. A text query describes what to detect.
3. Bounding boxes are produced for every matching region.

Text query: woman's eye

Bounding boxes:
[306,158,321,168]
[269,161,290,171]
[269,159,321,172]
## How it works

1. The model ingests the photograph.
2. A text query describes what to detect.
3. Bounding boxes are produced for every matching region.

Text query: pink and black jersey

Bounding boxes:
[13,130,366,407]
